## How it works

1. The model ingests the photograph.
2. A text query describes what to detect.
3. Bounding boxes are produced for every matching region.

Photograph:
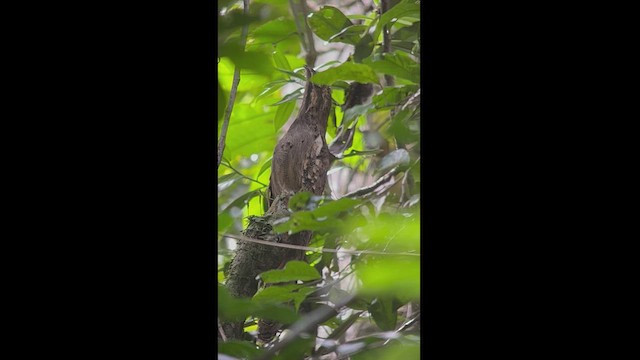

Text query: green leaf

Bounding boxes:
[378,148,410,173]
[288,191,313,211]
[369,297,399,331]
[371,85,419,109]
[271,87,303,105]
[328,24,368,45]
[218,212,233,233]
[252,283,316,312]
[250,17,297,44]
[354,33,375,63]
[218,284,255,321]
[311,62,379,85]
[380,0,420,28]
[311,197,362,218]
[252,302,300,324]
[307,6,353,41]
[218,341,263,359]
[259,260,321,284]
[358,257,420,299]
[364,51,420,83]
[256,79,291,100]
[256,156,273,179]
[222,103,277,159]
[274,100,295,132]
[373,0,421,42]
[272,50,292,71]
[223,189,263,212]
[342,103,375,128]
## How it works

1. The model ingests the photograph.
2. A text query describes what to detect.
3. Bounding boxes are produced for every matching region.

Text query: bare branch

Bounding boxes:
[342,166,401,198]
[380,0,394,87]
[299,0,318,66]
[217,0,250,169]
[218,318,228,342]
[219,232,420,257]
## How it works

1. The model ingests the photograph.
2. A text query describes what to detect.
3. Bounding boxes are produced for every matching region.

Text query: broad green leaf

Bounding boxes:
[354,33,375,63]
[218,212,233,233]
[307,6,353,41]
[364,52,420,83]
[259,260,321,284]
[328,25,369,45]
[378,148,410,173]
[369,297,399,331]
[311,197,362,218]
[249,17,297,44]
[256,79,291,100]
[271,88,303,105]
[223,189,264,212]
[288,191,313,211]
[379,0,420,29]
[358,257,420,299]
[351,342,420,360]
[274,100,295,132]
[256,156,273,178]
[252,302,300,324]
[392,21,420,42]
[218,341,263,359]
[252,283,316,311]
[311,62,379,85]
[372,0,421,42]
[342,103,375,128]
[272,50,292,71]
[218,172,240,184]
[222,104,277,159]
[218,284,255,321]
[371,85,419,109]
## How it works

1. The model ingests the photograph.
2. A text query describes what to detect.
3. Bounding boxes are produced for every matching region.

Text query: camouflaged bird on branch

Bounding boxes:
[221,66,334,341]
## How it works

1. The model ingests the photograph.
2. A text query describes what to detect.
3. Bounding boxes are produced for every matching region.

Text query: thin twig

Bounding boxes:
[219,232,420,257]
[218,318,228,342]
[220,161,268,187]
[343,166,401,198]
[217,0,250,169]
[299,0,318,66]
[288,0,308,53]
[380,0,395,87]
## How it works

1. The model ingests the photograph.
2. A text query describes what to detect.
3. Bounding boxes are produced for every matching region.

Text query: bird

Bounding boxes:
[267,65,334,211]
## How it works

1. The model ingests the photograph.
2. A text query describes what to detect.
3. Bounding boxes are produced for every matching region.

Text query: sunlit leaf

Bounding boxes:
[358,257,420,299]
[307,6,353,41]
[272,50,292,71]
[369,297,399,331]
[378,148,410,173]
[364,51,420,83]
[311,62,379,85]
[274,100,295,132]
[328,24,368,45]
[256,156,273,178]
[259,260,321,284]
[218,341,262,359]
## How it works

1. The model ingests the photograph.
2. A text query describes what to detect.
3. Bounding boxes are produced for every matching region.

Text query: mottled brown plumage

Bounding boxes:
[257,66,334,343]
[267,65,334,208]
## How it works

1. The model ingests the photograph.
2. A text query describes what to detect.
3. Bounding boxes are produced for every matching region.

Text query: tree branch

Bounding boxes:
[380,0,394,87]
[256,294,357,360]
[219,232,419,257]
[217,0,250,169]
[299,0,318,67]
